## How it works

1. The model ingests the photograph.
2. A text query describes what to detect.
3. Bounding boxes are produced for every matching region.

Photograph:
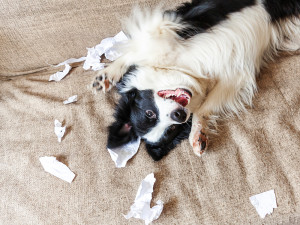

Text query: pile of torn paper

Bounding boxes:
[41,31,281,224]
[40,31,165,224]
[48,31,128,82]
[41,32,128,184]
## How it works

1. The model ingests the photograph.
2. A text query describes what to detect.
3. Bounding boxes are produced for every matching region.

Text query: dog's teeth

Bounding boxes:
[166,94,176,98]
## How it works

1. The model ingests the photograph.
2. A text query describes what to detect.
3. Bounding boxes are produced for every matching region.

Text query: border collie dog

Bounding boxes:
[93,0,300,161]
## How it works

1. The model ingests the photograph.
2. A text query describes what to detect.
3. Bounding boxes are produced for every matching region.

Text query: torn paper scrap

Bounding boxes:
[39,156,75,183]
[107,137,141,168]
[54,119,66,142]
[54,56,86,67]
[105,46,123,62]
[83,31,128,71]
[82,47,106,71]
[124,173,164,225]
[104,31,128,61]
[49,64,72,82]
[113,30,128,42]
[63,95,78,105]
[48,57,86,81]
[249,189,277,218]
[49,31,128,81]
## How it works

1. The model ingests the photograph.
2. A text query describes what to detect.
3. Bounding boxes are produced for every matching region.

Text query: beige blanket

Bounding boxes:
[1,0,300,224]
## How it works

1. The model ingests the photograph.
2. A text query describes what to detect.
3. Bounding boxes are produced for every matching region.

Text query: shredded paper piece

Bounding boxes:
[104,31,128,61]
[82,47,106,71]
[49,64,72,82]
[83,31,128,70]
[249,189,277,218]
[107,137,141,168]
[55,57,86,67]
[49,31,128,81]
[39,156,75,183]
[124,173,164,225]
[54,119,66,142]
[63,95,78,105]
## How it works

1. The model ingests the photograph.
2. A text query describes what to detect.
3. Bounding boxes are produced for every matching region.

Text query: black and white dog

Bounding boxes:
[93,0,300,160]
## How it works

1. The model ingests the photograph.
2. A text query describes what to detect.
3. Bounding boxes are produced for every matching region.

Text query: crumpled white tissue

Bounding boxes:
[49,64,72,81]
[249,189,277,218]
[107,137,141,168]
[83,31,128,70]
[124,173,164,225]
[63,95,78,104]
[82,47,106,71]
[104,31,128,61]
[54,119,66,142]
[49,31,128,81]
[39,156,75,183]
[55,57,87,67]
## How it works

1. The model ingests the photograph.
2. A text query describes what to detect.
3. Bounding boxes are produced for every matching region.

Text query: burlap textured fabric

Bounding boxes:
[0,0,300,224]
[0,0,184,76]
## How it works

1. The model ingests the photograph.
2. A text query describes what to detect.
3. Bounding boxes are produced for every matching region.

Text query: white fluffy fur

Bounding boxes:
[97,3,300,153]
[143,94,190,142]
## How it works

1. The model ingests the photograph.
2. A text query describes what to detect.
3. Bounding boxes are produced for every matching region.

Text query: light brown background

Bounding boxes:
[0,0,300,224]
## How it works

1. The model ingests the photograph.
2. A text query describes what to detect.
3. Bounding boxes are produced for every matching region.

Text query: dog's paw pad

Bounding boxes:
[92,73,113,93]
[192,128,208,156]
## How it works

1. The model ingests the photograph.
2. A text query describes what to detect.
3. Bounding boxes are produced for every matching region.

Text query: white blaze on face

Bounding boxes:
[142,94,189,143]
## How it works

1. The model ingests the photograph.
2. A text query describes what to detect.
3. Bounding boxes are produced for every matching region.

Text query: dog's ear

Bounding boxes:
[107,88,138,149]
[145,118,192,161]
[107,121,138,149]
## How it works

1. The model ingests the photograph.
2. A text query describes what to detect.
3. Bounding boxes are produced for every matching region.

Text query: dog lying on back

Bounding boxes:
[93,0,300,160]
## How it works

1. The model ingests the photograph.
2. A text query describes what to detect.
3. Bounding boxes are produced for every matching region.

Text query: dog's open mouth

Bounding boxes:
[157,88,192,107]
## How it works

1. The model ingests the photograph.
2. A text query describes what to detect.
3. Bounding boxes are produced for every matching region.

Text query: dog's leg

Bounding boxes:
[189,114,208,156]
[92,54,133,93]
[190,78,255,156]
[92,73,114,93]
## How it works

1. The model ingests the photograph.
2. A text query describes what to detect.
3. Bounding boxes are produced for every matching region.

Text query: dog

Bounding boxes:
[92,0,300,161]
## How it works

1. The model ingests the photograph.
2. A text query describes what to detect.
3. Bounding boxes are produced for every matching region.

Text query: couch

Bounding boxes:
[1,0,300,224]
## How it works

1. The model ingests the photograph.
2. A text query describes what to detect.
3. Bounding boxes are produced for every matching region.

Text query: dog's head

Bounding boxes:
[107,65,206,160]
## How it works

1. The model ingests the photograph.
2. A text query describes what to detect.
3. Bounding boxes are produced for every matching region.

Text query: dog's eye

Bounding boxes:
[145,110,156,119]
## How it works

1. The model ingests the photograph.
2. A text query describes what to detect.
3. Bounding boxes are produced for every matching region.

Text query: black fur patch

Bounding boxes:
[172,0,255,39]
[145,117,192,161]
[263,0,300,22]
[107,66,193,160]
[107,88,158,148]
[106,89,139,149]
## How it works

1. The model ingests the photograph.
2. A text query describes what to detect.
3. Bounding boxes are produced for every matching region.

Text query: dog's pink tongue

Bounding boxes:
[175,96,188,107]
[157,90,170,98]
[157,90,188,107]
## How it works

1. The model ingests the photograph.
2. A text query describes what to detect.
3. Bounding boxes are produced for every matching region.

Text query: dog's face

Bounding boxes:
[107,65,205,160]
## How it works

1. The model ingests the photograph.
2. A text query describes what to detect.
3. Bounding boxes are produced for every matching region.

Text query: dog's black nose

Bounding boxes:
[171,108,187,123]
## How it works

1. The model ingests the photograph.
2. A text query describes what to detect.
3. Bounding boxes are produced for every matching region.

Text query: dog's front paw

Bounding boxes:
[189,118,208,156]
[192,128,208,156]
[92,72,114,93]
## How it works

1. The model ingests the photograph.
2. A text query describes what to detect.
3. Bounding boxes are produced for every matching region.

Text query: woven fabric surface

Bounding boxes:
[0,0,183,76]
[0,0,300,224]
